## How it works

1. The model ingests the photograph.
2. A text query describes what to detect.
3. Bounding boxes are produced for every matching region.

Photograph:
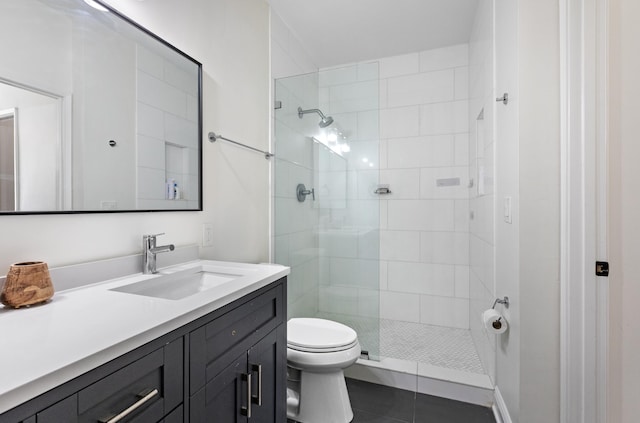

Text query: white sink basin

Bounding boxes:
[111,268,242,300]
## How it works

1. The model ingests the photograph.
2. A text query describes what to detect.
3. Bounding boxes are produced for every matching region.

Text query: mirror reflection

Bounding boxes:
[0,0,202,213]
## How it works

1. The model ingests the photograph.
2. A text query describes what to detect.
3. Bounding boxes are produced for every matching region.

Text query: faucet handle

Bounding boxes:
[144,232,165,240]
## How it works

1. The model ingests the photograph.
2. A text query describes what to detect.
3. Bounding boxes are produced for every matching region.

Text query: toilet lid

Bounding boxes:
[287,318,358,351]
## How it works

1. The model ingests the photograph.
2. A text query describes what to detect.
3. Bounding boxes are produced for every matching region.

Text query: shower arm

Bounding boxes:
[297,107,334,128]
[297,107,328,120]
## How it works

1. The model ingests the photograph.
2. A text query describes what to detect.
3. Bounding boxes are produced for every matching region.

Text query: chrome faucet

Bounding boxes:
[142,233,175,274]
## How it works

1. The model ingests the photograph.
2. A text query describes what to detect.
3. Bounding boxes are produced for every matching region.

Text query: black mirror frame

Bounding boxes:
[0,0,203,215]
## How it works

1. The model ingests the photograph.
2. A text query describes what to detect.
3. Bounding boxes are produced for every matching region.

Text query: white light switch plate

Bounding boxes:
[503,197,512,224]
[202,223,213,247]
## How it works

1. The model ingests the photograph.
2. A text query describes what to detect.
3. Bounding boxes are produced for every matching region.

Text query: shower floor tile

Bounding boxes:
[317,313,485,375]
[380,319,485,374]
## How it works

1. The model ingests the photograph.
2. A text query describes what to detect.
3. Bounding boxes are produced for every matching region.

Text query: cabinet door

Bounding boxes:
[190,352,250,423]
[247,326,286,423]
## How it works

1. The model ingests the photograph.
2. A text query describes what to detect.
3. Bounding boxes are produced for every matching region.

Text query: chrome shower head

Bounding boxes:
[298,107,334,128]
[318,115,334,128]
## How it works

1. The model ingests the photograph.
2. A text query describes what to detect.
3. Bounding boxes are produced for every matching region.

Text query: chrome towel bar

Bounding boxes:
[208,132,274,160]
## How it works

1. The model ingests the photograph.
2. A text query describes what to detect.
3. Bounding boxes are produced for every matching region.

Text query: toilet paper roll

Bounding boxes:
[482,309,508,334]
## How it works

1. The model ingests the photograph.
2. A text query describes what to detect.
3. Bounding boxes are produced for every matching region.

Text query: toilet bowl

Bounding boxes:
[286,318,361,423]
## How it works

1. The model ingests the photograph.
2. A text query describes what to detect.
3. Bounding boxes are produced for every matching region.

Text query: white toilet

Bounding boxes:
[286,318,361,423]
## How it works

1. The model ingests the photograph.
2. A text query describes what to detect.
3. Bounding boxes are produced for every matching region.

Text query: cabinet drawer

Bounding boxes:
[77,338,183,423]
[190,284,283,394]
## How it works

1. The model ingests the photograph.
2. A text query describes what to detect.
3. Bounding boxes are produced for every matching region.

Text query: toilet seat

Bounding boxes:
[287,338,359,353]
[287,318,358,352]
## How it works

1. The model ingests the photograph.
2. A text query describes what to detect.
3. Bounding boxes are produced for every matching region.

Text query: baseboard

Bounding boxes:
[345,357,494,407]
[493,385,513,423]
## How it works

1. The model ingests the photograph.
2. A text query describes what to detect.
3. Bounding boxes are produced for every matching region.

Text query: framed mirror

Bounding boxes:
[0,0,202,213]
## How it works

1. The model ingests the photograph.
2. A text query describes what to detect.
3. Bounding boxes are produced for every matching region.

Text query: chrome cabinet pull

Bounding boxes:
[251,363,263,406]
[241,373,252,417]
[99,388,159,423]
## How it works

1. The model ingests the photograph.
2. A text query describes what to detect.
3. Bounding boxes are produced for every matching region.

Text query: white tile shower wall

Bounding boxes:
[136,45,199,209]
[273,72,321,319]
[468,0,497,384]
[379,44,470,330]
[315,45,471,330]
[313,63,381,322]
[270,10,326,318]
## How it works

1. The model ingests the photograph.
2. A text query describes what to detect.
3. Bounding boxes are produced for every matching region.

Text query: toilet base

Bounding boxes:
[287,368,353,423]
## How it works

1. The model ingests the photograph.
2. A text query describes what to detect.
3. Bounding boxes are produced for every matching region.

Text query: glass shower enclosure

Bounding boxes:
[273,65,381,359]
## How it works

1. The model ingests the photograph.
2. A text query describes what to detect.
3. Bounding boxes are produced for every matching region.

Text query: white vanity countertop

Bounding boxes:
[0,260,289,414]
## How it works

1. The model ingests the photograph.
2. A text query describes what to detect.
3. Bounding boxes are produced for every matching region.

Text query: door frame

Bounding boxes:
[559,0,608,421]
[0,108,19,210]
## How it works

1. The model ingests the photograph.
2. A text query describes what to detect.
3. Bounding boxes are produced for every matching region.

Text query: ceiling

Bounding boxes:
[266,0,480,68]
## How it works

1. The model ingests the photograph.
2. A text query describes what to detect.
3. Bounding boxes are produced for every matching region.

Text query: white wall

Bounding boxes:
[517,0,561,421]
[608,0,640,421]
[0,0,270,273]
[495,0,521,418]
[270,11,318,79]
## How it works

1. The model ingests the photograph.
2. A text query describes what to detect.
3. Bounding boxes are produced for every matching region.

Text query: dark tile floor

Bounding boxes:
[346,378,496,423]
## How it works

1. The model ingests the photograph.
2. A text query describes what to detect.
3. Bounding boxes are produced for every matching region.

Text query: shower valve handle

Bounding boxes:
[296,184,315,202]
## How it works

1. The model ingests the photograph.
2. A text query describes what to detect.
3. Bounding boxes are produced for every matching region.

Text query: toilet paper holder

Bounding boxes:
[491,296,510,309]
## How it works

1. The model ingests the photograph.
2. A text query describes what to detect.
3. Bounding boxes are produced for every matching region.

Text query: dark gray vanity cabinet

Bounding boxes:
[0,278,287,423]
[189,327,285,423]
[18,338,183,423]
[189,283,286,422]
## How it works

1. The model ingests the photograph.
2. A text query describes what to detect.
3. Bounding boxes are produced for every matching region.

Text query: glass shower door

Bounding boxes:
[273,65,381,359]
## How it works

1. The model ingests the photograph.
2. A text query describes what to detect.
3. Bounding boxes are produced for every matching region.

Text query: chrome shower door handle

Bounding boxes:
[296,183,315,202]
